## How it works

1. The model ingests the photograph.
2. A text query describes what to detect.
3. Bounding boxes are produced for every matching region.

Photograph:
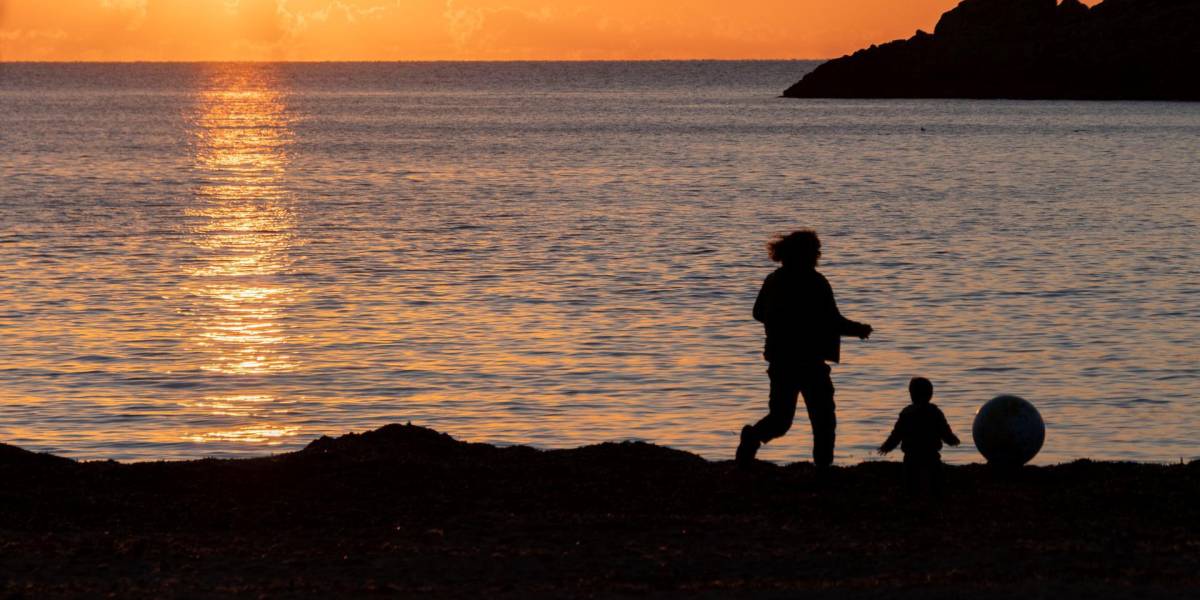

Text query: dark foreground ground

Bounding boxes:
[2,425,1197,598]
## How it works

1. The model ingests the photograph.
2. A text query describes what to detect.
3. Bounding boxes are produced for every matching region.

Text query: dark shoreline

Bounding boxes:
[3,424,1198,597]
[784,0,1200,100]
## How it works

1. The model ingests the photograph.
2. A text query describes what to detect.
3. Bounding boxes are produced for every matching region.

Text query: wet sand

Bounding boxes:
[2,424,1196,598]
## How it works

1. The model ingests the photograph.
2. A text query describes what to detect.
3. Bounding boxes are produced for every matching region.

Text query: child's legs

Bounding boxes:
[903,453,942,494]
[751,365,800,443]
[931,455,945,496]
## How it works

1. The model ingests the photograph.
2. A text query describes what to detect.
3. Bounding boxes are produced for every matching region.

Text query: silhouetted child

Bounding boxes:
[878,377,960,495]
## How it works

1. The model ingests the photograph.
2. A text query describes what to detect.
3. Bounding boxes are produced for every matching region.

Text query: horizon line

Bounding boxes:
[0,58,832,65]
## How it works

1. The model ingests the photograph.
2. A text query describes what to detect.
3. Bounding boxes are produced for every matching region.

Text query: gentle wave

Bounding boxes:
[1,62,1198,464]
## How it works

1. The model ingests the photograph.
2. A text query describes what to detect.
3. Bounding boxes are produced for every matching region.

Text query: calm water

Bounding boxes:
[1,62,1197,464]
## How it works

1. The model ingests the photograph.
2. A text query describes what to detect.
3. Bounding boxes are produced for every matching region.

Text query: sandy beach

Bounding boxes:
[2,424,1196,598]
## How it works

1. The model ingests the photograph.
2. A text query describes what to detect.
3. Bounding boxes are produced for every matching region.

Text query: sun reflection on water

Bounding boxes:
[187,424,303,445]
[181,67,303,447]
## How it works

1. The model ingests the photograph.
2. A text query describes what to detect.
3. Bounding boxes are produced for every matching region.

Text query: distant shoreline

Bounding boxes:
[785,0,1200,100]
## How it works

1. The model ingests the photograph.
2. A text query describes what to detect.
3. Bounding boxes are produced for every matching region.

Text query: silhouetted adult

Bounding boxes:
[736,230,872,468]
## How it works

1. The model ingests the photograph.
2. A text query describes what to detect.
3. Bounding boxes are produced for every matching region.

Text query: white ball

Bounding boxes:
[972,395,1045,467]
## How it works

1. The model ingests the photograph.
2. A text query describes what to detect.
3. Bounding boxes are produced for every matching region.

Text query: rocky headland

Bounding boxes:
[784,0,1200,99]
[2,424,1198,597]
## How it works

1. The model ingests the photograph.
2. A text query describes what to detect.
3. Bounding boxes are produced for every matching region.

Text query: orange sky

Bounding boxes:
[0,0,1097,61]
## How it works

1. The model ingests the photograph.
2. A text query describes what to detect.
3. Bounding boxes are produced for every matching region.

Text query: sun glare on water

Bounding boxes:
[180,66,303,447]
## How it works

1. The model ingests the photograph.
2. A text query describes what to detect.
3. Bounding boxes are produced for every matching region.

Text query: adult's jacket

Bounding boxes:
[752,265,865,364]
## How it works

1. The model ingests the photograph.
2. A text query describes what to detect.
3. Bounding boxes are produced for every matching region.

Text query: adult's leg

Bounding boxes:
[750,364,800,444]
[799,363,836,467]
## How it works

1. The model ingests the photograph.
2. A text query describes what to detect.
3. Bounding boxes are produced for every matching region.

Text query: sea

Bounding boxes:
[1,61,1196,464]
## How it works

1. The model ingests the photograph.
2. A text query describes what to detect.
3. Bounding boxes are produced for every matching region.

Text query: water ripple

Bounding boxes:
[1,62,1197,463]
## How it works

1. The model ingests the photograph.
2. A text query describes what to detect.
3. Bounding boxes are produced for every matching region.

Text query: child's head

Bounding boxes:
[909,377,933,404]
[767,230,821,267]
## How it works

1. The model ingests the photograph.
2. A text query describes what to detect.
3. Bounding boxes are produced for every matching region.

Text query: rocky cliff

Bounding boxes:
[784,0,1200,99]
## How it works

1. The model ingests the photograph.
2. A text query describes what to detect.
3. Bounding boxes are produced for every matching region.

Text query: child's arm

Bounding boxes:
[878,417,903,454]
[939,410,961,446]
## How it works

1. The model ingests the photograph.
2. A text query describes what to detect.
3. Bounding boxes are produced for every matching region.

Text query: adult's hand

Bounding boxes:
[856,323,873,340]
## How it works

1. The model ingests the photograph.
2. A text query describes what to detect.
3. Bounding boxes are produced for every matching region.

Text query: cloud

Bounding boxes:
[100,0,147,29]
[443,0,487,48]
[3,0,1055,61]
[277,0,395,36]
[0,28,68,41]
[443,2,647,57]
[439,1,801,59]
[0,27,68,60]
[233,0,287,43]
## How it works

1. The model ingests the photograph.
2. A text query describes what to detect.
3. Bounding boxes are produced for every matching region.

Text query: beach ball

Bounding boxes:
[972,395,1045,467]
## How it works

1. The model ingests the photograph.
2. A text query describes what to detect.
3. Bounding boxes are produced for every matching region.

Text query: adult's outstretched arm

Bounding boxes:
[822,275,872,339]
